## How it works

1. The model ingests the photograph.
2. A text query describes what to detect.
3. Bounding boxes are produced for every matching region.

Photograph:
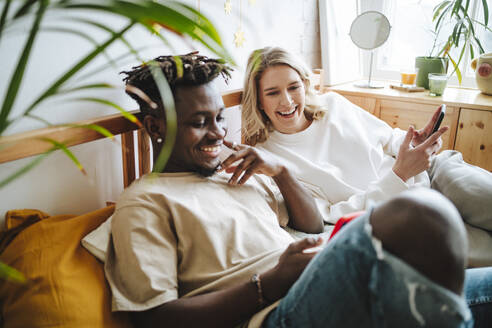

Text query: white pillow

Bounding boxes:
[81,215,112,262]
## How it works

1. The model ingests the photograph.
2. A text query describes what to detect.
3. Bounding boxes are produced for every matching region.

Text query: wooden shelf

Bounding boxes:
[324,81,492,171]
[324,81,492,112]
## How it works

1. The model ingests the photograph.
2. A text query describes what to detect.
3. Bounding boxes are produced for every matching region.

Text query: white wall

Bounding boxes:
[0,0,321,223]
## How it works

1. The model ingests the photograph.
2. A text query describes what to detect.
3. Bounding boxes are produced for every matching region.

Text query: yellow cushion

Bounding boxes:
[4,209,50,230]
[0,206,131,328]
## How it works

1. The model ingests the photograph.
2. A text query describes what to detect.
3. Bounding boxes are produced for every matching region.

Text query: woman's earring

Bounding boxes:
[156,137,163,144]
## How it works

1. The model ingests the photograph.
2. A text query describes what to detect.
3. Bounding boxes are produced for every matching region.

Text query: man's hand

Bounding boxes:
[219,140,286,185]
[220,140,324,234]
[411,106,448,147]
[261,237,324,302]
[393,126,447,182]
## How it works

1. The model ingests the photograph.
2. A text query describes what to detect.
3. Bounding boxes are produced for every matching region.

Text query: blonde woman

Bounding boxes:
[242,47,492,265]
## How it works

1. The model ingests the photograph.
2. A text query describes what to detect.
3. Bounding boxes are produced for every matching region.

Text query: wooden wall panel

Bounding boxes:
[341,94,378,116]
[455,108,492,171]
[379,100,459,151]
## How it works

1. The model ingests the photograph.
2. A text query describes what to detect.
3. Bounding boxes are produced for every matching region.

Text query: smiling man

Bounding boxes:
[152,82,228,177]
[103,53,492,328]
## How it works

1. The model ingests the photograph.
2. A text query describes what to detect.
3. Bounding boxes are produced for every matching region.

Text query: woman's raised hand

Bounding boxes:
[393,126,447,182]
[411,106,447,147]
[219,140,286,185]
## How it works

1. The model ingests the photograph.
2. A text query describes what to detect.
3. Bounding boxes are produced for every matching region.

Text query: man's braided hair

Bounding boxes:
[121,52,232,115]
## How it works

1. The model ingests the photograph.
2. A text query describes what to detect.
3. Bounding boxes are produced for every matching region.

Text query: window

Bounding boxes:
[319,0,492,88]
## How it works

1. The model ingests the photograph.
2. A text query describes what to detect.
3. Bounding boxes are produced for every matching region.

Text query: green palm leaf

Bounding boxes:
[57,16,144,62]
[472,19,492,33]
[66,123,115,139]
[0,0,12,41]
[0,262,26,284]
[23,22,134,117]
[433,1,451,21]
[149,61,177,174]
[13,0,39,19]
[40,137,87,174]
[452,0,464,16]
[446,53,462,84]
[57,0,234,65]
[41,26,117,67]
[58,83,115,94]
[0,151,52,188]
[26,113,54,126]
[481,0,489,26]
[0,0,234,188]
[0,0,48,135]
[72,97,141,127]
[77,45,156,81]
[0,123,113,189]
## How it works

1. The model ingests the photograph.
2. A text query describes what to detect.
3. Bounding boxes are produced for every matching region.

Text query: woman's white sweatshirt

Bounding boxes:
[258,92,430,223]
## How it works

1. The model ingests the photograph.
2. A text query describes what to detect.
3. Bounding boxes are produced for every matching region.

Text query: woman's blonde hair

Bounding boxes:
[241,47,325,146]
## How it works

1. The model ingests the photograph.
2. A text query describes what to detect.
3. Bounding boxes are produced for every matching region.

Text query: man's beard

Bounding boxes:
[195,163,221,177]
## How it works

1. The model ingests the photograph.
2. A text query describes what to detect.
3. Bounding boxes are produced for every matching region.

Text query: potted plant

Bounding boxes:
[0,0,233,282]
[0,0,234,187]
[416,0,490,89]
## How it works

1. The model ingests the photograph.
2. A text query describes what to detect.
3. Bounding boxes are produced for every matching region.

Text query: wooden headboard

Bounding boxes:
[0,89,243,188]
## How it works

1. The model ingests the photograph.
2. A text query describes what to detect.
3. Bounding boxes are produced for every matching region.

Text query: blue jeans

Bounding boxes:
[263,211,492,328]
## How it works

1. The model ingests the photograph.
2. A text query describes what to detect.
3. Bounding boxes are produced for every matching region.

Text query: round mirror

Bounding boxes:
[350,11,391,50]
[349,11,391,89]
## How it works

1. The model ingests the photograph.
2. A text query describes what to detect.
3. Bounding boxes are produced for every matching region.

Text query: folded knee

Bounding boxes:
[370,188,468,294]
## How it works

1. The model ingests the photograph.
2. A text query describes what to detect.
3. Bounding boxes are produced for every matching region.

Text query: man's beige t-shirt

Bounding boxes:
[104,171,293,327]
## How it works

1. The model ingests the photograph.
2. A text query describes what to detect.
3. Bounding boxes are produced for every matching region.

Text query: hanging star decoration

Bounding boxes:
[248,0,257,5]
[224,0,232,14]
[234,29,245,47]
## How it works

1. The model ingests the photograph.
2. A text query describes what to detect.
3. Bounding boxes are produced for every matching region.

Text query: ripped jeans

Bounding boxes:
[263,211,492,328]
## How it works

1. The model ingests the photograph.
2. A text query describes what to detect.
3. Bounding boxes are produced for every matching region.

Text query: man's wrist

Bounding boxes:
[260,269,281,303]
[251,274,267,307]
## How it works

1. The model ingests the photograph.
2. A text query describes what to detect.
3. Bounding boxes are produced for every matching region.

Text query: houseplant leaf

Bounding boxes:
[58,83,115,94]
[433,1,451,22]
[429,0,490,84]
[481,0,489,26]
[57,0,235,65]
[0,0,234,189]
[13,0,39,19]
[40,137,87,175]
[0,261,26,284]
[22,22,134,117]
[72,97,141,127]
[65,123,115,140]
[148,60,177,174]
[451,0,463,17]
[40,26,117,67]
[57,16,144,62]
[0,152,52,188]
[0,0,12,41]
[0,0,48,135]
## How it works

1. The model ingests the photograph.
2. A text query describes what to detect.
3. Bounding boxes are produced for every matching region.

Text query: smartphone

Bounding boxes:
[431,104,446,135]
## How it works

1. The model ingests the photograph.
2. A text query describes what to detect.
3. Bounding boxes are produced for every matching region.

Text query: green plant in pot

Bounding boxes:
[0,0,233,282]
[416,56,449,89]
[416,0,490,89]
[0,0,234,186]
